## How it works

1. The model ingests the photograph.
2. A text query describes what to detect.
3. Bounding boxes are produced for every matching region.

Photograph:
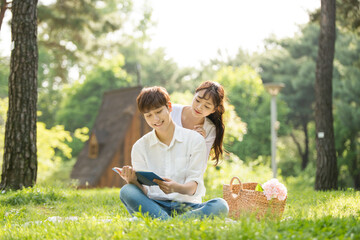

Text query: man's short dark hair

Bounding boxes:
[136,86,170,113]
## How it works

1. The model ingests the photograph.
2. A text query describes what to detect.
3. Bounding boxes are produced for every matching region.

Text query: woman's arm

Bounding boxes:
[193,120,216,161]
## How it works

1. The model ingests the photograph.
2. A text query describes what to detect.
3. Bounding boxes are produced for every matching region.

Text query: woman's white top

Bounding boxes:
[171,104,216,161]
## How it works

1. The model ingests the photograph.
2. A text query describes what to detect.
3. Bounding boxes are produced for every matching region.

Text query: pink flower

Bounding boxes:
[262,178,287,201]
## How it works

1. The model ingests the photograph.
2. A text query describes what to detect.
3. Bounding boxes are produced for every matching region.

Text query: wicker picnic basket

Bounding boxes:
[223,177,286,220]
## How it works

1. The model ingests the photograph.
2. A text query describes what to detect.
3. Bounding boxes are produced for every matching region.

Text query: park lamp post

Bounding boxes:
[264,82,285,178]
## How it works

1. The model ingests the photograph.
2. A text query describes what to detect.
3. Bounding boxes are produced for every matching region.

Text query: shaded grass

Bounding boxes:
[0,187,66,206]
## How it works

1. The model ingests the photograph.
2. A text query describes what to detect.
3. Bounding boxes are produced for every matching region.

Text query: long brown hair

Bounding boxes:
[195,81,225,165]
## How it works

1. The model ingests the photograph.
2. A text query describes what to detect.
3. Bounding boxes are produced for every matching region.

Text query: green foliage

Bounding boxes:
[253,24,319,172]
[261,24,319,127]
[40,158,79,187]
[36,122,79,183]
[332,31,360,189]
[56,54,131,133]
[37,0,134,85]
[0,57,9,98]
[74,127,90,142]
[335,0,360,34]
[38,123,72,160]
[194,48,261,85]
[277,130,317,178]
[259,24,319,170]
[258,23,360,184]
[214,65,289,161]
[55,55,131,158]
[37,45,66,127]
[170,90,193,105]
[277,134,304,177]
[36,0,154,127]
[37,123,88,182]
[120,43,195,93]
[310,0,360,35]
[222,103,247,146]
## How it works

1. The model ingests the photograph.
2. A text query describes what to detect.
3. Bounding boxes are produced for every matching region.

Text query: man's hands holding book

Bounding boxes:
[154,179,198,196]
[112,166,197,196]
[112,166,165,186]
[114,166,138,185]
[153,178,177,194]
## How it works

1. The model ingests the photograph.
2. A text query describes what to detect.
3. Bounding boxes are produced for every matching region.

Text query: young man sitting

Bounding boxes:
[118,86,229,220]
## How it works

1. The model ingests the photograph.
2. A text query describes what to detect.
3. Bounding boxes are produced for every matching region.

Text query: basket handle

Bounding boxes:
[229,176,243,194]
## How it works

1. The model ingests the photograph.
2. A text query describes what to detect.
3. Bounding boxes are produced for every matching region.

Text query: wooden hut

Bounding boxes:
[71,86,151,188]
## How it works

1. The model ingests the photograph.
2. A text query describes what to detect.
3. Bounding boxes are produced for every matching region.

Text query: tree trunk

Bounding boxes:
[354,173,360,191]
[349,135,360,190]
[290,120,310,170]
[314,0,338,191]
[301,122,309,170]
[0,0,38,190]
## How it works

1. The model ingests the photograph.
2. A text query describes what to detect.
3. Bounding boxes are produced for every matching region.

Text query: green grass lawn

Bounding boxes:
[1,160,359,240]
[1,182,359,239]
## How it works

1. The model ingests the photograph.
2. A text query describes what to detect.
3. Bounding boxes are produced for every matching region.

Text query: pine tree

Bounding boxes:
[315,0,338,190]
[1,0,38,190]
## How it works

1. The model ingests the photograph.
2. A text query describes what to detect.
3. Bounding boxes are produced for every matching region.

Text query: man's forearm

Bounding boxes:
[174,181,198,195]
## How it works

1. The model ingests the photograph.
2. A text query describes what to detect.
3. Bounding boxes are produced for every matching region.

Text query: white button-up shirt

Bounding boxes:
[131,124,207,203]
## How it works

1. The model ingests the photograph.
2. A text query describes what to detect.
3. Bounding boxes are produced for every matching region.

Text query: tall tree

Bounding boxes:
[315,0,338,190]
[259,24,320,170]
[0,0,38,190]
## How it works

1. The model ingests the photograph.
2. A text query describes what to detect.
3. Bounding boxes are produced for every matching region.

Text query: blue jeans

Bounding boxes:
[120,184,229,220]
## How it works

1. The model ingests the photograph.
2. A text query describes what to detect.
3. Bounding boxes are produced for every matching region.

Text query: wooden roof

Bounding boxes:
[71,86,143,186]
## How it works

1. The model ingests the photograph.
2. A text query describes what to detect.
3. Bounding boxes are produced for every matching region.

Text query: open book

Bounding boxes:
[112,167,164,186]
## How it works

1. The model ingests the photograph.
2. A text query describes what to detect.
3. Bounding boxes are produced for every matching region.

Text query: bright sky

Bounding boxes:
[0,0,320,68]
[144,0,320,67]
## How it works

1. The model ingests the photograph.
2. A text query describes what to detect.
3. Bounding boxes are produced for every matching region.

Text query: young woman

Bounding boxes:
[171,81,225,165]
